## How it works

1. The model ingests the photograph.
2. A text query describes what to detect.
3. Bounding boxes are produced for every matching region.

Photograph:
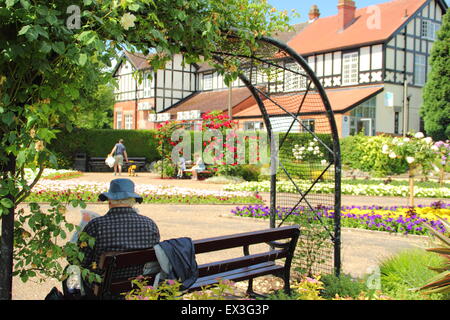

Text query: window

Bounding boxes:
[116,111,122,129]
[143,72,154,98]
[349,97,377,136]
[244,122,264,131]
[342,52,359,86]
[414,54,427,86]
[124,114,133,130]
[300,119,315,133]
[421,20,439,40]
[285,63,307,92]
[203,73,213,90]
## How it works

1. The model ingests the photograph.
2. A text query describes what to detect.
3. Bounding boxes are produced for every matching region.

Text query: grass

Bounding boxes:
[377,248,449,300]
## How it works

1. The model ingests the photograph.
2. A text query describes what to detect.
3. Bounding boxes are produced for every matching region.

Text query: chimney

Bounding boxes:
[337,0,356,30]
[309,5,320,22]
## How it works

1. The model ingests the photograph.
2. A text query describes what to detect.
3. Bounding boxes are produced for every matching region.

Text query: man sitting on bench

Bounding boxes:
[78,178,160,298]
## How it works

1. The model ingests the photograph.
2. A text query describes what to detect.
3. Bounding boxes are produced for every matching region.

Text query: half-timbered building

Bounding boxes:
[112,0,447,137]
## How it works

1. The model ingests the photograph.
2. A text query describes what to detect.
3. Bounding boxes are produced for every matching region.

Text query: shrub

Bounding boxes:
[379,248,449,300]
[340,134,409,176]
[49,128,159,168]
[321,273,372,299]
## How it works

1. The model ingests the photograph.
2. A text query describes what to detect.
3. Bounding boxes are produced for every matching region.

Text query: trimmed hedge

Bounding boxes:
[49,128,159,168]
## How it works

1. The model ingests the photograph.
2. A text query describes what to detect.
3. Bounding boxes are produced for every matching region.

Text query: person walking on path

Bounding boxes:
[109,139,128,176]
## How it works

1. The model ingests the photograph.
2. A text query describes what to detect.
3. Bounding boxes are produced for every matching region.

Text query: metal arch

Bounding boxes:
[212,34,342,276]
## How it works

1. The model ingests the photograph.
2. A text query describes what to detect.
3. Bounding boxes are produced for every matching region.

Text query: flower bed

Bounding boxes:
[224,180,450,198]
[231,202,449,236]
[24,168,82,181]
[24,180,263,205]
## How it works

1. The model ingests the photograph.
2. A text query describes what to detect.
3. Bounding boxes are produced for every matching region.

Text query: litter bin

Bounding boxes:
[73,153,87,172]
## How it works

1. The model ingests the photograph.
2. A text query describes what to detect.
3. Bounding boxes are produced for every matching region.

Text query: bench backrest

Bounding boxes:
[95,225,300,298]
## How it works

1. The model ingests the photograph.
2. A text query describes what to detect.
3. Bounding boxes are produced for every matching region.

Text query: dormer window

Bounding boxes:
[421,20,439,40]
[203,73,213,90]
[342,52,359,86]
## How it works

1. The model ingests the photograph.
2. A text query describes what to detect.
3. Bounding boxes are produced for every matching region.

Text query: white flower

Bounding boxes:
[431,145,439,151]
[382,145,389,154]
[406,157,415,164]
[414,132,425,139]
[403,138,410,143]
[308,147,314,151]
[120,13,137,30]
[321,160,327,166]
[389,152,397,159]
[424,137,433,144]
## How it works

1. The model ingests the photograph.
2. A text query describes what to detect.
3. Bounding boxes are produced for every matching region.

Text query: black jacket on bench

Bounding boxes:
[159,237,199,290]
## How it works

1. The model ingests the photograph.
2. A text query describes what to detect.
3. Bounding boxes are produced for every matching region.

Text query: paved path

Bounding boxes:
[10,172,444,299]
[12,202,431,300]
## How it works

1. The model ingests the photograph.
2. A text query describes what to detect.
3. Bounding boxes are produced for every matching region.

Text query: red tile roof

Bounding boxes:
[233,85,384,118]
[166,87,255,115]
[289,0,428,55]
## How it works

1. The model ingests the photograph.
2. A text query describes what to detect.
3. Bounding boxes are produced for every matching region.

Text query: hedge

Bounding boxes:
[49,128,160,168]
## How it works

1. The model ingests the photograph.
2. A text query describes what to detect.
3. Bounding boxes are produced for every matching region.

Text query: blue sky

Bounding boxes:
[267,0,448,24]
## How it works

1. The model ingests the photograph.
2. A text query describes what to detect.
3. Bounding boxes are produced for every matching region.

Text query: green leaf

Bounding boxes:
[19,0,30,9]
[6,0,18,8]
[46,15,58,26]
[2,112,15,126]
[52,42,65,55]
[18,25,31,36]
[39,42,52,54]
[1,198,14,208]
[128,3,140,11]
[78,53,88,66]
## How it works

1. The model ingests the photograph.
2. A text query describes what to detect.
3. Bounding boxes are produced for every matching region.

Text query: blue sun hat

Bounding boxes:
[98,179,143,203]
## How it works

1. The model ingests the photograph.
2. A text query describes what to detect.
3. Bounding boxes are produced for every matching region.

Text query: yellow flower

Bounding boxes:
[79,241,88,248]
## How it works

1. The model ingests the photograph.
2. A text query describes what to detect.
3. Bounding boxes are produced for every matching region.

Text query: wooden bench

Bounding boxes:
[88,157,147,172]
[181,162,213,180]
[93,225,300,300]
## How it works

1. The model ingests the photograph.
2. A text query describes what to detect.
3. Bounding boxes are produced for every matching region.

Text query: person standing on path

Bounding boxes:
[109,139,129,176]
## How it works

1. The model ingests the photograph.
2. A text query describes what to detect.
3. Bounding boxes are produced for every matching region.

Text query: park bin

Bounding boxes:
[73,153,87,172]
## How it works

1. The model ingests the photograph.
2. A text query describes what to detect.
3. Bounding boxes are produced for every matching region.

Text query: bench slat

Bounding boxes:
[198,249,287,277]
[194,226,299,254]
[188,263,284,292]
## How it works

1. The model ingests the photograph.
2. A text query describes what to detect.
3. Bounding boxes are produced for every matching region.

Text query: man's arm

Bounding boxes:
[124,150,128,162]
[109,145,117,157]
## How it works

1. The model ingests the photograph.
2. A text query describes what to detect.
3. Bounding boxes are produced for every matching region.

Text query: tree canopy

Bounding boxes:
[420,10,450,141]
[0,0,292,299]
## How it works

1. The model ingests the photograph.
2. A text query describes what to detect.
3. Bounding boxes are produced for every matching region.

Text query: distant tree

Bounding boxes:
[420,11,450,141]
[72,83,115,129]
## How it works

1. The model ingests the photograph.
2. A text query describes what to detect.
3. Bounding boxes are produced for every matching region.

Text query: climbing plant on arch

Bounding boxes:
[0,0,341,299]
[0,0,293,300]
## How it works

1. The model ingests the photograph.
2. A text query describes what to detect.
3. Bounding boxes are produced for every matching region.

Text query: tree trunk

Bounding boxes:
[0,153,16,300]
[408,168,415,207]
[439,167,445,187]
